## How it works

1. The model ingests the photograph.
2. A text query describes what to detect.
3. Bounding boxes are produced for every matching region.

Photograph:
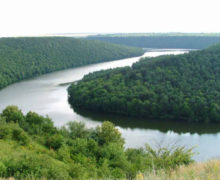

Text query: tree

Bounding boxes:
[2,106,24,124]
[96,121,125,146]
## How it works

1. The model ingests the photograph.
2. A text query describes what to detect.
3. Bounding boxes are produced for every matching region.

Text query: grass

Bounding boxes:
[135,160,220,180]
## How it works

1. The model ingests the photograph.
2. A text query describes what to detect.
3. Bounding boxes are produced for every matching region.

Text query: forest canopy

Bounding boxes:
[0,37,144,89]
[68,44,220,123]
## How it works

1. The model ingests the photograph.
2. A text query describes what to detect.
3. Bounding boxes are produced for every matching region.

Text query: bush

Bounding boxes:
[12,128,30,146]
[96,121,125,146]
[126,148,148,178]
[0,162,6,176]
[3,153,70,179]
[66,121,89,139]
[0,116,6,123]
[68,163,88,179]
[145,144,194,170]
[57,146,71,162]
[0,124,11,139]
[45,134,64,150]
[0,123,29,145]
[70,138,98,158]
[2,106,24,124]
[25,111,55,135]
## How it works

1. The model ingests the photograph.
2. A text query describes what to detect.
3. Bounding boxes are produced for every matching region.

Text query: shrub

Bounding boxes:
[96,121,125,146]
[3,153,70,179]
[126,148,148,178]
[0,162,6,176]
[57,146,71,162]
[0,124,11,139]
[2,106,24,125]
[12,128,30,146]
[25,111,55,135]
[101,143,128,169]
[0,116,6,123]
[45,134,64,150]
[145,144,194,170]
[66,121,89,139]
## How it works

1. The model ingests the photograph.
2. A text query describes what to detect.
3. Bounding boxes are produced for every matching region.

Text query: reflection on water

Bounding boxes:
[1,49,219,161]
[75,109,220,134]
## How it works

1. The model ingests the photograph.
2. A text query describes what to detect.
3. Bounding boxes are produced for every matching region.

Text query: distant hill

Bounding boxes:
[94,33,220,37]
[0,37,144,89]
[68,44,220,122]
[86,35,220,49]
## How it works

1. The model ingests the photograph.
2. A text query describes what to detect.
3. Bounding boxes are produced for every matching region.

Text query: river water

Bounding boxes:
[0,49,219,161]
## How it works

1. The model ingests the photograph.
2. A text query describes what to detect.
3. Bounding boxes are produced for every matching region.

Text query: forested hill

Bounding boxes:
[68,44,220,123]
[86,35,220,49]
[0,37,144,89]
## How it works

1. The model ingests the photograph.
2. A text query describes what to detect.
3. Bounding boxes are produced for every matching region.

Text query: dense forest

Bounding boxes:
[68,44,220,123]
[86,35,220,49]
[0,106,193,179]
[0,37,144,89]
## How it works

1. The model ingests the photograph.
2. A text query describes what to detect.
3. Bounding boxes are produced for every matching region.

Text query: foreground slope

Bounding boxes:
[0,106,192,179]
[68,44,220,122]
[0,37,144,89]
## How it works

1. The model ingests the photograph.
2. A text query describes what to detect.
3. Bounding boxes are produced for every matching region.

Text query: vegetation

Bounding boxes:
[0,106,193,179]
[86,35,220,49]
[139,160,220,180]
[68,44,220,123]
[0,37,144,89]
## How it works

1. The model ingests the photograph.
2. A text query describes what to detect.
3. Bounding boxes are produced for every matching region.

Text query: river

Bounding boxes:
[0,49,219,161]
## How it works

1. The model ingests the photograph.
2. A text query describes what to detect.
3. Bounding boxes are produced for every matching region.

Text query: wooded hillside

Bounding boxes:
[68,44,220,122]
[0,37,144,89]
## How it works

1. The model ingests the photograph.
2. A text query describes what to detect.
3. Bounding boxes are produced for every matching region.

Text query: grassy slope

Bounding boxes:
[0,140,69,179]
[0,105,194,179]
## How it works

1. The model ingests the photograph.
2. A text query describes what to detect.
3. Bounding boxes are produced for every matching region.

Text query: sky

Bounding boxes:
[0,0,220,37]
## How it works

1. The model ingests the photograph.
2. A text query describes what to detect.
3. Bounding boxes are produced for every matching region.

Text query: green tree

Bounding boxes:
[2,105,24,124]
[96,121,125,146]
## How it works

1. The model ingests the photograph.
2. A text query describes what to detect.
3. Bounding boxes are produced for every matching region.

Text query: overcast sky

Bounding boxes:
[0,0,220,37]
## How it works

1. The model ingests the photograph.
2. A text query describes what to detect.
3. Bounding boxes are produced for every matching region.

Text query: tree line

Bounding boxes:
[87,35,220,49]
[68,44,220,123]
[0,37,144,89]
